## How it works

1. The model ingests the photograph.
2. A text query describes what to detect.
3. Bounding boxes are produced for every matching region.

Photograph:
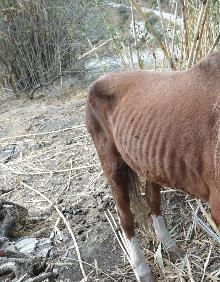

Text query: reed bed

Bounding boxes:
[88,0,220,72]
[1,0,220,281]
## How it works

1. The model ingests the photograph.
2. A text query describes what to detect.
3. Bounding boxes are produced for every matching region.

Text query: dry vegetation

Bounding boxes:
[1,80,220,282]
[0,0,220,281]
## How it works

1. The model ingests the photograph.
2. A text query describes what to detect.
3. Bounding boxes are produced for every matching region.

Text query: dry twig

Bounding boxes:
[0,125,85,143]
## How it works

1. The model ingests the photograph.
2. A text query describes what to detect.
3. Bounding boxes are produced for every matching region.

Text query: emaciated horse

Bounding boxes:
[86,52,220,282]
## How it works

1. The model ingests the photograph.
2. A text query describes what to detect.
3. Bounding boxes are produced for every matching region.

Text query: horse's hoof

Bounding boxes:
[139,274,157,282]
[151,276,158,282]
[168,245,185,262]
[139,272,157,282]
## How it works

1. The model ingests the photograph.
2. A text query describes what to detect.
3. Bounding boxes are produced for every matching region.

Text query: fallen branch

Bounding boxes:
[0,163,98,176]
[0,257,31,263]
[0,262,16,278]
[21,182,87,281]
[0,249,55,281]
[25,272,54,282]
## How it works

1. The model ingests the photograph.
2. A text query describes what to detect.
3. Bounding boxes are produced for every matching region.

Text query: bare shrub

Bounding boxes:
[0,0,92,96]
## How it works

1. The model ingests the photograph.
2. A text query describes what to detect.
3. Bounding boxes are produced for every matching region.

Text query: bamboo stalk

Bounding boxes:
[128,43,135,69]
[187,1,207,68]
[130,0,177,70]
[95,0,127,68]
[208,30,220,53]
[157,0,174,67]
[171,0,179,55]
[204,17,209,53]
[130,1,142,69]
[192,0,210,65]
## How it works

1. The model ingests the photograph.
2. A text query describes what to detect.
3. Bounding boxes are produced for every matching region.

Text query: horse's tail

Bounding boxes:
[128,169,150,232]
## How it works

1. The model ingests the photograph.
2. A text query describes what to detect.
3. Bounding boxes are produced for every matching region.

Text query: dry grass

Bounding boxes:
[1,0,220,281]
[0,84,220,281]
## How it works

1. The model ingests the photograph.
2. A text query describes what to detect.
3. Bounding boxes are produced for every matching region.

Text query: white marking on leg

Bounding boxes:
[152,215,176,251]
[126,236,152,280]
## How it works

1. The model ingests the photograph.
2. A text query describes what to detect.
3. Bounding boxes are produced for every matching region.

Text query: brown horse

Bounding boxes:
[86,52,220,282]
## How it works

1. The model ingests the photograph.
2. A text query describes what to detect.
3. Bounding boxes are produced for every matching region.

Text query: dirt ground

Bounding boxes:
[0,80,220,282]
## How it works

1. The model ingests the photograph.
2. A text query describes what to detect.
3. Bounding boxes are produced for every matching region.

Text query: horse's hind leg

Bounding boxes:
[87,120,156,281]
[209,190,220,231]
[145,182,184,260]
[97,145,156,281]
